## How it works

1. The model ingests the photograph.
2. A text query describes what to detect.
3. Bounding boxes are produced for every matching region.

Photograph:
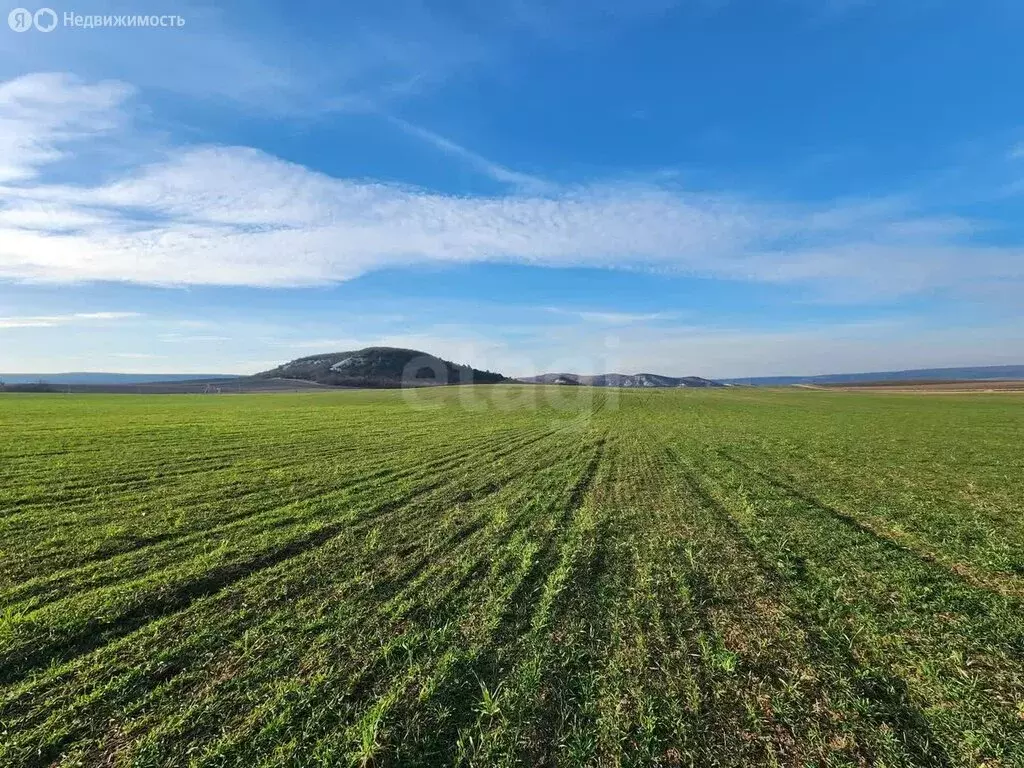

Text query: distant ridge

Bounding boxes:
[0,372,239,385]
[719,365,1024,387]
[9,364,1021,391]
[519,373,724,388]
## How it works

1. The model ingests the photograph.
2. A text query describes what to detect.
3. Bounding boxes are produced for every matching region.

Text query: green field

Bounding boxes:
[1,387,1022,767]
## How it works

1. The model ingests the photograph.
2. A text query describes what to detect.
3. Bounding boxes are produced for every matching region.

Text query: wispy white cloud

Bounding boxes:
[1,73,1023,306]
[0,311,141,328]
[0,73,133,183]
[0,317,67,329]
[6,140,1020,300]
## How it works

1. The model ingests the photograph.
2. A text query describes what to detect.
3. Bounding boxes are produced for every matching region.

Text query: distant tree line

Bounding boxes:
[0,381,60,393]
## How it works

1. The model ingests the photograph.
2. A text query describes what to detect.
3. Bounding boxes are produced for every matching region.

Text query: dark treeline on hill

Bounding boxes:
[255,347,506,388]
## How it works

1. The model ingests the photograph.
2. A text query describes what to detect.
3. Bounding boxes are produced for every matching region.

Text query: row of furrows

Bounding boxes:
[4,415,549,605]
[132,435,610,768]
[0,428,606,766]
[647,437,911,766]
[615,420,843,765]
[615,400,956,764]
[0,412,533,535]
[485,431,669,766]
[385,434,619,768]
[356,435,612,767]
[463,410,893,767]
[0,407,515,499]
[657,428,1024,766]
[0,419,494,541]
[0,397,442,468]
[0,422,571,688]
[0,422,552,605]
[2,462,536,733]
[709,447,1024,662]
[712,435,1024,585]
[575,424,733,765]
[5,390,1020,765]
[596,427,705,762]
[716,447,1024,596]
[118,403,938,767]
[0,417,444,515]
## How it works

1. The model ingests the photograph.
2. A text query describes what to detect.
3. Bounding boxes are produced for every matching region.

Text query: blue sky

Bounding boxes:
[1,0,1022,377]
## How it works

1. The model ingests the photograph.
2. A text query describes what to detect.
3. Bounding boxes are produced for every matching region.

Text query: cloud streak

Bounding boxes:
[0,311,141,329]
[387,116,546,189]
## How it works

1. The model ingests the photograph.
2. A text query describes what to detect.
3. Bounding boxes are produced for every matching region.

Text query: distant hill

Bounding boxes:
[255,347,506,388]
[520,373,724,388]
[720,365,1024,387]
[0,378,328,394]
[0,372,239,385]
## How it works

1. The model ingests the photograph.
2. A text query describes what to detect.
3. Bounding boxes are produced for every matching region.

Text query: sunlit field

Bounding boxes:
[1,387,1022,766]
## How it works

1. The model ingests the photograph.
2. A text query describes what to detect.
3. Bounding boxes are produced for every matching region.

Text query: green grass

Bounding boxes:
[1,386,1022,767]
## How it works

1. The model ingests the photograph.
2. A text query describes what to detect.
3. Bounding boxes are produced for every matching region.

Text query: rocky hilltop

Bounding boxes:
[256,347,506,388]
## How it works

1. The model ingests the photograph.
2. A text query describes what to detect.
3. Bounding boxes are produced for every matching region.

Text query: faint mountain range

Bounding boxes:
[519,373,725,388]
[719,365,1024,386]
[0,372,239,385]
